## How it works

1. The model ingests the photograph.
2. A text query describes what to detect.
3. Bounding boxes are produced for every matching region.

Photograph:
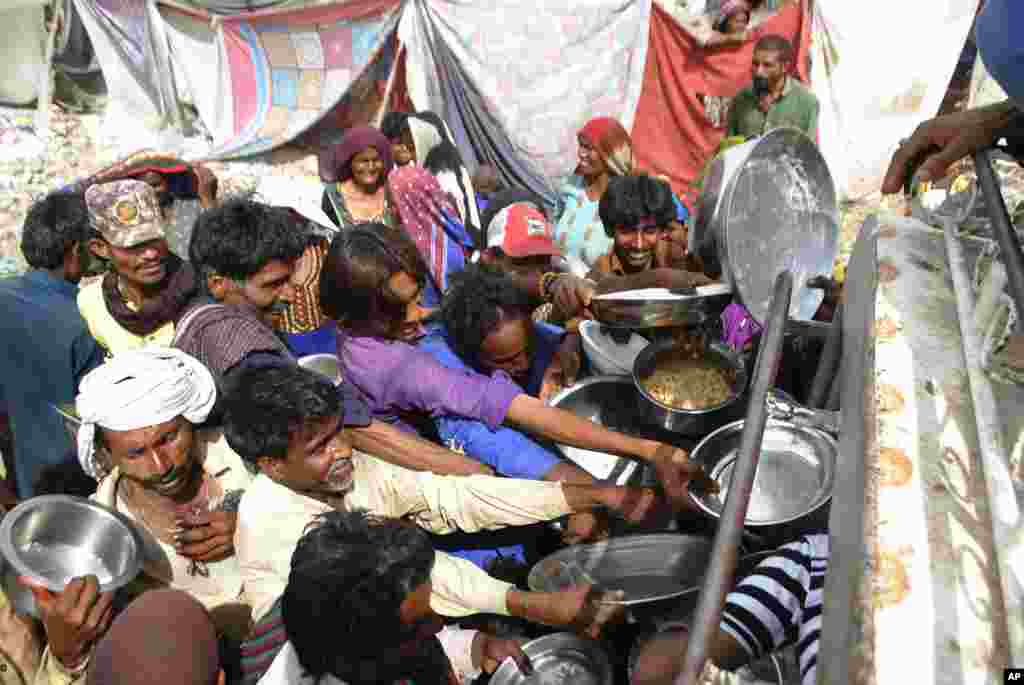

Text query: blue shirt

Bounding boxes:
[0,271,104,497]
[417,323,566,480]
[976,0,1023,105]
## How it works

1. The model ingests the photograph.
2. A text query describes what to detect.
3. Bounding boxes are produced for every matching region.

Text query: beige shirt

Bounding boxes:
[33,428,254,685]
[236,452,571,620]
[76,281,174,355]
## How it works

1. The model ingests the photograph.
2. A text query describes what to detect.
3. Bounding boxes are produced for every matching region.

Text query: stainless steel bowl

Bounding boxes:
[0,496,142,612]
[687,419,837,527]
[297,354,341,385]
[490,633,613,685]
[632,338,748,436]
[529,534,714,605]
[591,284,734,329]
[548,376,648,485]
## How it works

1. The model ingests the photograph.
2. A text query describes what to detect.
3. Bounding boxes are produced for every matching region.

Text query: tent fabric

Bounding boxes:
[207,0,401,158]
[809,0,977,198]
[400,0,651,209]
[631,1,811,210]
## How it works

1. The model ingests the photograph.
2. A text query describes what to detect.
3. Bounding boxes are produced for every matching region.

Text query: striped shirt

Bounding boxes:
[720,533,829,685]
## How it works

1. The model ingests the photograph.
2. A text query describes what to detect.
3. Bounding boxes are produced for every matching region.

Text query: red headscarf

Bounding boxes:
[575,116,635,177]
[388,165,465,293]
[319,126,393,184]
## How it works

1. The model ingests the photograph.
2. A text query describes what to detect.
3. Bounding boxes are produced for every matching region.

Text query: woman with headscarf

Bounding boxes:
[318,126,395,230]
[388,166,475,310]
[403,111,483,247]
[552,117,637,268]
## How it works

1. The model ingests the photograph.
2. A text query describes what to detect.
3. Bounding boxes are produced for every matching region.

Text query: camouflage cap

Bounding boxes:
[85,179,167,248]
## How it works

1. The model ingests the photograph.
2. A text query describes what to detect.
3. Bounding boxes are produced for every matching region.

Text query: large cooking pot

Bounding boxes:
[632,338,748,437]
[693,127,839,326]
[687,419,837,530]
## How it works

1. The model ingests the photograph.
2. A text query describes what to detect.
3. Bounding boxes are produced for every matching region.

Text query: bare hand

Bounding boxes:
[22,575,115,668]
[175,510,238,562]
[539,333,582,403]
[550,275,595,320]
[562,511,610,546]
[605,486,662,523]
[194,165,219,208]
[881,102,1018,194]
[473,633,532,674]
[652,446,718,511]
[549,585,625,639]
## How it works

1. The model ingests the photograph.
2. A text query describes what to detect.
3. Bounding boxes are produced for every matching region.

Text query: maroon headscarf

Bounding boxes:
[574,116,635,177]
[318,126,394,184]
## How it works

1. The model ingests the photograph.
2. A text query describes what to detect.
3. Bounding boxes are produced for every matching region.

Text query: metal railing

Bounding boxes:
[674,270,794,685]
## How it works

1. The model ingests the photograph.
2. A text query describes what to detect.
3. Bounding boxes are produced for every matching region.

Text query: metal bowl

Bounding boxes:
[632,338,748,436]
[590,284,734,329]
[490,633,613,685]
[297,354,341,385]
[529,534,714,605]
[548,376,648,485]
[578,320,649,376]
[0,496,142,609]
[687,419,837,527]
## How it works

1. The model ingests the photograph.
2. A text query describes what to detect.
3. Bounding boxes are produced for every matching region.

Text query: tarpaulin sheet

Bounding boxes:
[631,1,811,209]
[810,0,978,198]
[208,0,401,158]
[400,0,651,208]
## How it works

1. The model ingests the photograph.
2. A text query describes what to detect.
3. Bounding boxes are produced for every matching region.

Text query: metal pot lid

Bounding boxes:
[591,284,734,328]
[703,128,839,326]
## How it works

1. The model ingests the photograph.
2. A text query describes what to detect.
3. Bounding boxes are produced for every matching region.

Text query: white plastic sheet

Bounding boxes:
[810,0,978,199]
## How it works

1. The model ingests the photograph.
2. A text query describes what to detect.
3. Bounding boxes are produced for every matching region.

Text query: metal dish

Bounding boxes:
[632,338,748,436]
[0,496,142,608]
[489,633,613,685]
[687,419,837,527]
[297,354,341,385]
[694,128,839,326]
[578,320,649,376]
[548,377,645,485]
[591,284,734,329]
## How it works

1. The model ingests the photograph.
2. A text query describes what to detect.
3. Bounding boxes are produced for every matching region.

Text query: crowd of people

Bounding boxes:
[0,2,1022,680]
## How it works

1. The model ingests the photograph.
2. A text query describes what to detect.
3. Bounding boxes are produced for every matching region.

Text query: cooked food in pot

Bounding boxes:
[641,331,737,410]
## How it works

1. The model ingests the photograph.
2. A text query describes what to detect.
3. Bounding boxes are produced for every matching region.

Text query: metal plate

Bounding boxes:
[528,534,715,605]
[688,419,837,526]
[700,128,839,326]
[547,376,646,484]
[490,634,613,685]
[591,285,734,328]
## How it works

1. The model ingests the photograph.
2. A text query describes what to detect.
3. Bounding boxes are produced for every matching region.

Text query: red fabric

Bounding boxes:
[631,0,812,211]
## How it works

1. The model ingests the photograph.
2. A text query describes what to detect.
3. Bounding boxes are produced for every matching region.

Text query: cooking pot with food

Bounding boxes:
[632,337,748,437]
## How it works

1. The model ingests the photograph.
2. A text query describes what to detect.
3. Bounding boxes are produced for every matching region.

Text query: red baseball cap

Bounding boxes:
[486,203,561,258]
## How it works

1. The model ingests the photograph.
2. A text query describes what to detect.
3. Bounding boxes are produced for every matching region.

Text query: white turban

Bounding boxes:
[75,347,217,480]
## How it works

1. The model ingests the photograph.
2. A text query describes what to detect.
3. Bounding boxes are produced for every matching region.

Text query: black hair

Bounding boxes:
[380,111,410,141]
[282,509,436,682]
[754,35,794,62]
[220,364,341,465]
[440,264,535,370]
[188,198,306,283]
[319,222,427,336]
[598,175,676,238]
[20,192,90,269]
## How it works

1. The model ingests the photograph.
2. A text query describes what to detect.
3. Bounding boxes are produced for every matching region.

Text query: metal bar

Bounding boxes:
[973,149,1024,325]
[942,216,1024,665]
[807,303,844,408]
[825,358,842,411]
[675,270,794,685]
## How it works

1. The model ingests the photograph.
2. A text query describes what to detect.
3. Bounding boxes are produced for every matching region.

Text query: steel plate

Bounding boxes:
[687,419,837,526]
[591,285,734,328]
[489,633,613,685]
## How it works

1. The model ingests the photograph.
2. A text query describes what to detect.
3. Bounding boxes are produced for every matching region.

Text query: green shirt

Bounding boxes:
[727,77,819,142]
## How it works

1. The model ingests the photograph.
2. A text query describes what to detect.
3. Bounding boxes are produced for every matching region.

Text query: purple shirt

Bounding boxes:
[339,334,523,434]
